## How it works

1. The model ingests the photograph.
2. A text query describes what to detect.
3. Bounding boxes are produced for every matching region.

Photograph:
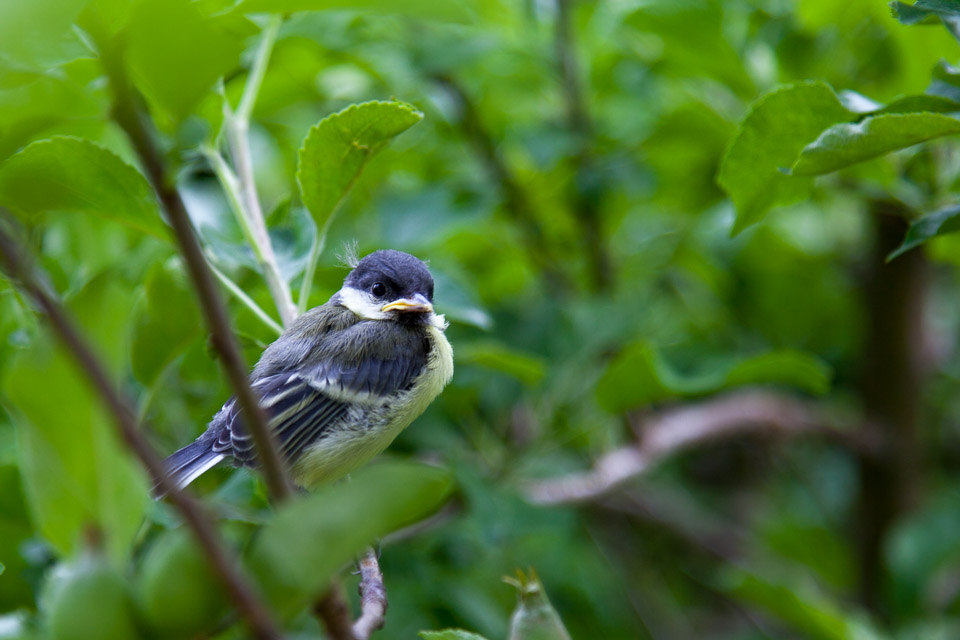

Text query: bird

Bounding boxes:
[159,249,454,493]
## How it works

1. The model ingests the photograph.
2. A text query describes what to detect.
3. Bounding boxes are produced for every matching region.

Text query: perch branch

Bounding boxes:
[0,217,282,640]
[353,547,388,639]
[526,389,866,505]
[314,582,356,640]
[98,35,293,502]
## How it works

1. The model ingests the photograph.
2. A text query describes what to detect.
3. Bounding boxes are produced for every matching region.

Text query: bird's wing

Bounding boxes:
[210,320,430,467]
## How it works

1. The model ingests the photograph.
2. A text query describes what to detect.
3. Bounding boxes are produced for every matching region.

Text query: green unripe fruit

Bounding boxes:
[43,552,139,640]
[135,530,228,637]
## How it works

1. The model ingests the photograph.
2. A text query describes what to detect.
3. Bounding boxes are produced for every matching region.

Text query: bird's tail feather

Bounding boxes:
[153,433,224,499]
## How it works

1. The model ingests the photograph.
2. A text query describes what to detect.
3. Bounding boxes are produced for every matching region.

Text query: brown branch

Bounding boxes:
[314,582,356,640]
[431,73,570,294]
[554,0,612,292]
[526,389,866,505]
[353,547,388,639]
[0,217,282,640]
[94,33,293,503]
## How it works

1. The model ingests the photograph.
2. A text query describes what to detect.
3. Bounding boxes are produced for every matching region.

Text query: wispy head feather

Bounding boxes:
[337,240,360,269]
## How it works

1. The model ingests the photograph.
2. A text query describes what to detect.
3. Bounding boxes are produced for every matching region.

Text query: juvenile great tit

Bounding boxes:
[160,250,454,492]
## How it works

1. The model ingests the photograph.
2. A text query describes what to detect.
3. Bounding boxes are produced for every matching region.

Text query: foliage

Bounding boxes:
[2,0,960,638]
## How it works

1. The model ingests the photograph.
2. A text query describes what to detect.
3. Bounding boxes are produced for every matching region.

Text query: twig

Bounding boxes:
[314,582,357,640]
[353,547,388,639]
[97,33,293,503]
[0,218,282,640]
[206,254,284,336]
[554,0,612,292]
[223,15,297,327]
[432,73,570,294]
[526,390,863,505]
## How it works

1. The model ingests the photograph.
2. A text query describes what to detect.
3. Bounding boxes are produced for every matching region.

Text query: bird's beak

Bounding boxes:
[381,294,433,314]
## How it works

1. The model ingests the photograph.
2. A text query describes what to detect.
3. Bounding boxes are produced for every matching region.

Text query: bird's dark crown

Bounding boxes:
[344,250,434,302]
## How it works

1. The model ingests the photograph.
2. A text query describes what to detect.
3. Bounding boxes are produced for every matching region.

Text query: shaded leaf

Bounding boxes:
[126,0,245,122]
[929,60,960,102]
[131,261,201,386]
[791,112,960,176]
[0,137,166,238]
[717,568,881,640]
[596,343,831,413]
[247,461,453,617]
[718,82,851,233]
[2,275,150,561]
[888,204,960,260]
[297,101,423,234]
[420,631,491,640]
[458,342,546,386]
[892,0,960,39]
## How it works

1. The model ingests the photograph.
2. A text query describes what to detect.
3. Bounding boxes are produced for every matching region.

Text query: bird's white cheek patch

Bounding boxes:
[337,287,390,320]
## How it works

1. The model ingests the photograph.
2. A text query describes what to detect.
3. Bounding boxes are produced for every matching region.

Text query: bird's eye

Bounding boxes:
[371,282,386,297]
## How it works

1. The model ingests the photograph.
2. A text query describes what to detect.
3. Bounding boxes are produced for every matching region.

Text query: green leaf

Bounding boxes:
[791,113,960,176]
[506,569,572,640]
[718,82,852,233]
[247,461,453,617]
[0,0,90,66]
[0,137,166,238]
[297,101,423,234]
[888,204,960,260]
[232,0,474,23]
[2,275,150,561]
[420,631,491,640]
[717,568,881,640]
[596,343,831,413]
[457,342,546,386]
[892,0,960,31]
[125,0,246,122]
[724,350,832,395]
[929,60,960,102]
[131,261,201,386]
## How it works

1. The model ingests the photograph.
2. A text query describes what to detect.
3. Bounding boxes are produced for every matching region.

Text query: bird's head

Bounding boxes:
[337,250,444,328]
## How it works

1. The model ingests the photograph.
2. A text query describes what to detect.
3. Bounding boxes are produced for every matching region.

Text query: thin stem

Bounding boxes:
[236,15,282,125]
[98,34,294,504]
[314,582,357,640]
[0,217,282,640]
[297,223,328,314]
[207,255,284,336]
[223,15,296,326]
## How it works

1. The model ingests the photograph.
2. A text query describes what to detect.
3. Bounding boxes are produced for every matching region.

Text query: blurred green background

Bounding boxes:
[3,0,960,638]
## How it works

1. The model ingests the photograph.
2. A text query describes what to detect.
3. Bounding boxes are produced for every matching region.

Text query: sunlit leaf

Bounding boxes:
[0,137,165,238]
[232,0,474,23]
[247,461,453,617]
[126,0,245,122]
[2,275,150,560]
[791,113,960,176]
[718,82,851,233]
[297,101,423,235]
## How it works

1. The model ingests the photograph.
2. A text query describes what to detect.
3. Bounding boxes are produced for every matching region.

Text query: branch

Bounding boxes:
[526,390,864,505]
[432,73,570,294]
[554,0,612,292]
[314,582,356,640]
[97,34,293,503]
[0,217,282,640]
[353,547,388,640]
